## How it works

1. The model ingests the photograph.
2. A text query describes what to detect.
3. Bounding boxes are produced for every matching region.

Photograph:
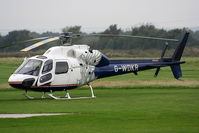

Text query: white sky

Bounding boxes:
[0,0,199,34]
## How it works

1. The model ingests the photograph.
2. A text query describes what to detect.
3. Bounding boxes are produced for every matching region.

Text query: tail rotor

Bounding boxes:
[154,42,169,77]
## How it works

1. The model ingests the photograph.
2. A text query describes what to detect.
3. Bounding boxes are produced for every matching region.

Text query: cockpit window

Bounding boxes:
[15,59,42,76]
[42,59,53,74]
[55,62,68,74]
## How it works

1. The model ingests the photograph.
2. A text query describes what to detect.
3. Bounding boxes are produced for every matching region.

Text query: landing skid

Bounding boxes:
[47,94,96,100]
[47,84,96,100]
[22,84,96,100]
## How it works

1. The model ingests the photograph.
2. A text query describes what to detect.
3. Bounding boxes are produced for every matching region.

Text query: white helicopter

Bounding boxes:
[6,32,189,100]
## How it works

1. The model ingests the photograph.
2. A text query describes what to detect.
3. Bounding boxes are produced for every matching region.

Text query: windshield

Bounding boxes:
[15,59,43,76]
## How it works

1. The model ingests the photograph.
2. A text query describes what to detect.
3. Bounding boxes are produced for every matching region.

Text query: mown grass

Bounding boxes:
[0,57,199,133]
[0,88,199,133]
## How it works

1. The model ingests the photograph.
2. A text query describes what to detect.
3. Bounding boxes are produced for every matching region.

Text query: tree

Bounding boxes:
[62,26,82,34]
[4,30,32,44]
[0,34,3,44]
[40,31,59,37]
[2,30,32,51]
[97,24,122,49]
[103,24,121,34]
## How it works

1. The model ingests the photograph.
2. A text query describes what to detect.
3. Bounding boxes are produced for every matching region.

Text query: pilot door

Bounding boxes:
[37,59,54,86]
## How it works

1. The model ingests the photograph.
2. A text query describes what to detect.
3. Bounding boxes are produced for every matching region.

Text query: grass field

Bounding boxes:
[0,57,199,133]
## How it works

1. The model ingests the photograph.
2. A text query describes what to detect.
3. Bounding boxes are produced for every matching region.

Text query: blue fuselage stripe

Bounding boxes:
[94,62,156,79]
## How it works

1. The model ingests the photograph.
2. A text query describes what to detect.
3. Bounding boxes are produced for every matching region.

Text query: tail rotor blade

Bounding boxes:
[154,67,160,77]
[154,42,169,78]
[160,43,169,58]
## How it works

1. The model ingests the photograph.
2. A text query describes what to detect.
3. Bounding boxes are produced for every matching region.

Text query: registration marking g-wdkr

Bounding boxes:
[114,64,138,72]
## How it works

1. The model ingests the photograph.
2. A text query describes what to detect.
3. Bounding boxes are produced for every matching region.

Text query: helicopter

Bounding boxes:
[5,31,189,100]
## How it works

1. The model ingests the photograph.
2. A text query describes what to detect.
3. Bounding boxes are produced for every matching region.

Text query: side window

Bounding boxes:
[42,60,53,74]
[40,73,52,83]
[55,62,68,74]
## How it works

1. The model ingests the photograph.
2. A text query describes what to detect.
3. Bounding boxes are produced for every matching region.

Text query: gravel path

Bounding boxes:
[0,113,67,118]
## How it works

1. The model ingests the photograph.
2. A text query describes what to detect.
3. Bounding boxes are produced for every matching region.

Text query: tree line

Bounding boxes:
[0,24,199,52]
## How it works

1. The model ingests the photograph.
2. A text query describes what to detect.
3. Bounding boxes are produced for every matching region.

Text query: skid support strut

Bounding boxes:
[22,90,34,99]
[88,83,96,98]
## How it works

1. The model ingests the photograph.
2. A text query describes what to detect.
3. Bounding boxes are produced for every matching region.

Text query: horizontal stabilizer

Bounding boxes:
[147,61,185,68]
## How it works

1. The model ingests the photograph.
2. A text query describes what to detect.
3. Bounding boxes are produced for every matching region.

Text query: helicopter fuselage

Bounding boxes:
[8,42,185,92]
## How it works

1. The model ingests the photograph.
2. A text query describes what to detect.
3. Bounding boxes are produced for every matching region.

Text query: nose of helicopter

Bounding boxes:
[8,74,36,89]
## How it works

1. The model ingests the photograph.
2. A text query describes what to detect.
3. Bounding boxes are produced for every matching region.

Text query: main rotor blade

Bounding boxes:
[0,43,20,50]
[0,37,50,50]
[23,37,50,42]
[90,34,179,42]
[20,37,59,52]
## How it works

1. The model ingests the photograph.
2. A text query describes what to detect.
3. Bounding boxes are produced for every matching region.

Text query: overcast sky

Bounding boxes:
[0,0,199,34]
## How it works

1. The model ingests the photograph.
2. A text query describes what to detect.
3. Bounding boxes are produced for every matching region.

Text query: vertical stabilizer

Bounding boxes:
[170,32,189,79]
[172,32,189,61]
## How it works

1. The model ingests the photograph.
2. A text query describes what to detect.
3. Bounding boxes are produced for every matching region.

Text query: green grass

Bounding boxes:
[0,88,199,133]
[0,57,199,133]
[0,58,23,85]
